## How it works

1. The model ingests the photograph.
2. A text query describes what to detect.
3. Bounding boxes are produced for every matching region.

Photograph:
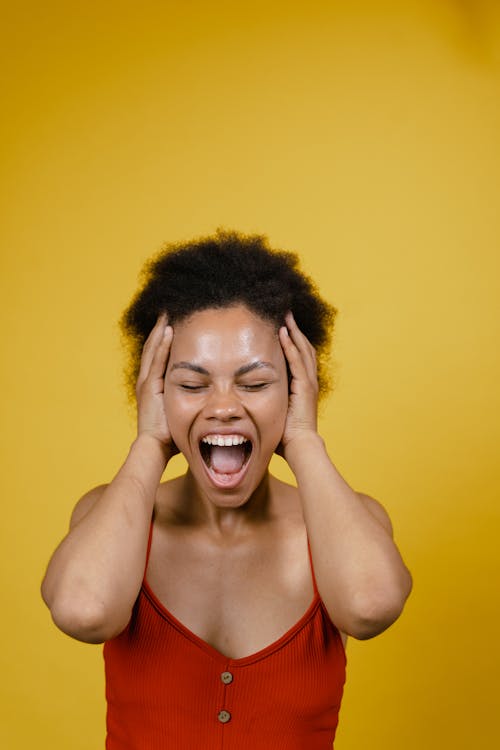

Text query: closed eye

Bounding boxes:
[239,382,272,391]
[178,384,206,392]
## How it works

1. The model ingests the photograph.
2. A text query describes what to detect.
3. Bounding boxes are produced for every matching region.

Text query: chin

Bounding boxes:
[206,491,253,509]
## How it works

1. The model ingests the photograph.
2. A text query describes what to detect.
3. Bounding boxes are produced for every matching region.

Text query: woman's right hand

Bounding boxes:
[41,313,177,644]
[135,314,177,458]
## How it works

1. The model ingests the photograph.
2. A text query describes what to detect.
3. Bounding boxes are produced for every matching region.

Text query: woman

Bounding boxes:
[41,230,412,749]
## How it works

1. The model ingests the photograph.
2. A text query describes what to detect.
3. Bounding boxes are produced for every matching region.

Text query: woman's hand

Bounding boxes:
[135,314,178,458]
[278,312,319,456]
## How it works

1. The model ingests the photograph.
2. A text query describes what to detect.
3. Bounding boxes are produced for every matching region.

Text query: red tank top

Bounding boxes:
[103,531,346,749]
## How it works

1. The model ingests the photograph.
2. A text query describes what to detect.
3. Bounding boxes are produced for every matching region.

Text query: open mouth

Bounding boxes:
[200,434,253,486]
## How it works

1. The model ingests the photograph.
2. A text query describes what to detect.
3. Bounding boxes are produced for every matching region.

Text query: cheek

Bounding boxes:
[262,387,289,434]
[163,391,191,442]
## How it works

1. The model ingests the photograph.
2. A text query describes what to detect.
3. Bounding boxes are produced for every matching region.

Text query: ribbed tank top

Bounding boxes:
[103,528,346,749]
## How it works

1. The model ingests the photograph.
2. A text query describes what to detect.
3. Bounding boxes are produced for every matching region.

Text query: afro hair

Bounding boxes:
[121,229,337,400]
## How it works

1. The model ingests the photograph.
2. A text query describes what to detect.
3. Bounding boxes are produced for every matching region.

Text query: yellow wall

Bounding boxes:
[1,1,499,747]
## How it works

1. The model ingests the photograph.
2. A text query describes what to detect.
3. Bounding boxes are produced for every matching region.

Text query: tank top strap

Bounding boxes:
[306,536,320,597]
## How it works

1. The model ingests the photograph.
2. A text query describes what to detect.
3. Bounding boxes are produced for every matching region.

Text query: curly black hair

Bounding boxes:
[121,229,337,400]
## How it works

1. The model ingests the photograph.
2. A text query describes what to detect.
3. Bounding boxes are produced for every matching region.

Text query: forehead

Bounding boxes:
[170,306,280,363]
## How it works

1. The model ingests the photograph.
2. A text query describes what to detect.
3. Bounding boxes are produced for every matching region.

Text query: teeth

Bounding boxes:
[201,435,248,447]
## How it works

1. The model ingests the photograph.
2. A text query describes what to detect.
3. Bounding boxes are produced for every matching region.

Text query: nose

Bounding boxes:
[204,387,242,421]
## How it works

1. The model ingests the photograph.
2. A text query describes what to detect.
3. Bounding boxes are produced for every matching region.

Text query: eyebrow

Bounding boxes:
[235,360,276,377]
[170,362,210,375]
[170,360,277,376]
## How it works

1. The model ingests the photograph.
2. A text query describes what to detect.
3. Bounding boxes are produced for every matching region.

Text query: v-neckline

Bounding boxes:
[141,576,321,666]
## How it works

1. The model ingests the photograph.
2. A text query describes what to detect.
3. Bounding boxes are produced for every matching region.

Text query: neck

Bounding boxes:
[170,469,273,537]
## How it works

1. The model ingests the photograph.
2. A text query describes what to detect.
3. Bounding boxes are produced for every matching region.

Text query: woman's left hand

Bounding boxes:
[278,312,319,455]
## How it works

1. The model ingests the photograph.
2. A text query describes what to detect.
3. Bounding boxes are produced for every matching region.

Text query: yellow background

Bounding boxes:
[1,1,499,747]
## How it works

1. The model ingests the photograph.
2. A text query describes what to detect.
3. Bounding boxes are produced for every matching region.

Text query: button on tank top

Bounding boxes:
[103,531,346,749]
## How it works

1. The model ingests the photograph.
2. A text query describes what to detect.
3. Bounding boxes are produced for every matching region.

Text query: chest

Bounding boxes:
[145,524,315,659]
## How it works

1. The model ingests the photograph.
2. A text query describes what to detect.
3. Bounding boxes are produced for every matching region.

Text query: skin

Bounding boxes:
[162,306,290,518]
[41,304,412,656]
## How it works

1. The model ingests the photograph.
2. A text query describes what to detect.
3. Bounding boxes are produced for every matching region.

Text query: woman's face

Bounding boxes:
[164,305,289,507]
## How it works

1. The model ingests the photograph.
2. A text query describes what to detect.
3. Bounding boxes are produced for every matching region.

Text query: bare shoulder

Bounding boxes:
[69,484,108,529]
[356,492,394,536]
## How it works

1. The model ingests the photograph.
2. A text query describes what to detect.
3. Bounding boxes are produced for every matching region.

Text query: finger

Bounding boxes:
[137,314,168,384]
[282,314,318,384]
[285,312,316,361]
[279,327,318,431]
[145,325,173,389]
[279,326,309,387]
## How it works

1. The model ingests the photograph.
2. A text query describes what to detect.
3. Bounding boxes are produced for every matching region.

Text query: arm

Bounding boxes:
[41,316,175,644]
[279,314,412,640]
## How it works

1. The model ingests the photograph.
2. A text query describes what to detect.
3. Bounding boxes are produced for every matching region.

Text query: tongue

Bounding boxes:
[210,444,246,474]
